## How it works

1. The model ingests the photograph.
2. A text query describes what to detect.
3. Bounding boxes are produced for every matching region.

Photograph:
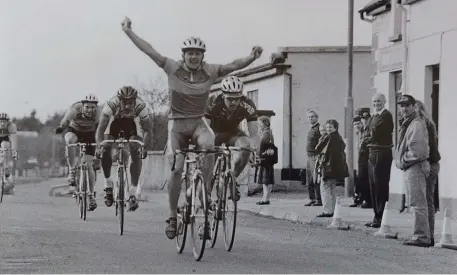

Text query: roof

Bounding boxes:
[212,62,291,85]
[279,46,371,54]
[358,0,391,15]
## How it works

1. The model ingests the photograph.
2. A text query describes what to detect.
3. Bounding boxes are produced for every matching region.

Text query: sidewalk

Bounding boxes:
[238,191,447,242]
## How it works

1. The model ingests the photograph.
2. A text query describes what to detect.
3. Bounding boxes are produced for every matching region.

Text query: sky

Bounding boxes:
[0,0,372,121]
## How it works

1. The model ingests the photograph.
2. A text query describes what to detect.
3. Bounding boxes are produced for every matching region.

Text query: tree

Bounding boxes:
[135,76,170,151]
[12,109,43,132]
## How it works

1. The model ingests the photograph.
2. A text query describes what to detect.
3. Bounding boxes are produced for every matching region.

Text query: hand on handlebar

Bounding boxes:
[55,127,64,134]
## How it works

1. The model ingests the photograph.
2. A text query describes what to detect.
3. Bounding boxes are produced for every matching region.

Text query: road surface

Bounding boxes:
[1,178,455,273]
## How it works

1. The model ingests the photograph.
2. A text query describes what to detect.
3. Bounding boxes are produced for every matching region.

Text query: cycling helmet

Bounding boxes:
[181,37,206,52]
[82,94,99,104]
[0,112,9,121]
[220,76,244,97]
[117,86,138,100]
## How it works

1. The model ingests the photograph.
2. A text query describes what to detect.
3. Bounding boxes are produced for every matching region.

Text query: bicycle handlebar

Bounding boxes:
[171,146,257,171]
[0,148,18,160]
[98,139,147,159]
[66,143,98,148]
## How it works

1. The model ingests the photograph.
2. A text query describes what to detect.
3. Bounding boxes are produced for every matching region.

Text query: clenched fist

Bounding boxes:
[251,46,263,59]
[121,16,132,32]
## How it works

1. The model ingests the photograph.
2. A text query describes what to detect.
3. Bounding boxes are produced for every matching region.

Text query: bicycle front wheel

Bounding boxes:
[79,168,87,220]
[176,177,190,254]
[223,172,238,252]
[190,174,208,261]
[117,167,125,235]
[208,159,223,248]
[0,176,4,203]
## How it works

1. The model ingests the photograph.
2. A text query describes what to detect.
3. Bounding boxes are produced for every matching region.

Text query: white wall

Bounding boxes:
[284,51,373,168]
[243,75,286,169]
[370,0,457,199]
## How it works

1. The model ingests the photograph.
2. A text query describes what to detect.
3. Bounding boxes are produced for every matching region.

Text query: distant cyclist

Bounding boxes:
[204,76,259,201]
[0,112,18,195]
[55,94,100,211]
[96,86,152,212]
[121,16,263,239]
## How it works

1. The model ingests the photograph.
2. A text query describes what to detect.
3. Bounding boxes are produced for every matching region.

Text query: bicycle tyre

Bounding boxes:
[118,167,125,236]
[81,166,88,221]
[75,167,80,207]
[176,178,189,254]
[0,176,4,203]
[208,159,223,248]
[190,174,208,261]
[223,172,237,252]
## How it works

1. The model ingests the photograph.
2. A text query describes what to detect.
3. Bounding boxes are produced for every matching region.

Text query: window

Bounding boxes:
[247,90,259,107]
[392,71,402,144]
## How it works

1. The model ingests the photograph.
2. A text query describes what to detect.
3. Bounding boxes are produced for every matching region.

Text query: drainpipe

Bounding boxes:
[285,72,293,180]
[399,4,408,95]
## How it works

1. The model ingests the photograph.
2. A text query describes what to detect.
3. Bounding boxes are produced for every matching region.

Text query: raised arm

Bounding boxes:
[122,17,166,68]
[218,46,263,77]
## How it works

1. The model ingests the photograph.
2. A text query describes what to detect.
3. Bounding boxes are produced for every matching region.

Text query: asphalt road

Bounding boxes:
[1,178,455,274]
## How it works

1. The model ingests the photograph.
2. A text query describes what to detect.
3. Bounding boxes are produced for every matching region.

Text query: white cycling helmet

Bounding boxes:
[82,94,99,104]
[221,76,244,98]
[181,37,206,52]
[0,112,9,121]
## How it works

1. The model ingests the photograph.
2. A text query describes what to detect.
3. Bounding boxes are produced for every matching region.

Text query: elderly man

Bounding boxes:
[365,93,394,228]
[304,110,322,207]
[395,95,431,247]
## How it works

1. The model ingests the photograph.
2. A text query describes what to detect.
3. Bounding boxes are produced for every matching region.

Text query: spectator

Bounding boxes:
[350,115,363,207]
[315,119,349,217]
[256,116,277,205]
[357,111,372,209]
[415,99,441,245]
[365,93,394,228]
[395,95,431,247]
[304,110,322,207]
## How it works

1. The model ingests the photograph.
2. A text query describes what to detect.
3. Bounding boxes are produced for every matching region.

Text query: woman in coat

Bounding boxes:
[256,116,276,205]
[315,119,349,217]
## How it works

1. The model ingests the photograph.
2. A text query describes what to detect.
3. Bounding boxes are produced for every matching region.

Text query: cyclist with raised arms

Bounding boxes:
[204,76,258,202]
[0,112,18,195]
[121,16,263,239]
[55,94,100,211]
[96,86,152,212]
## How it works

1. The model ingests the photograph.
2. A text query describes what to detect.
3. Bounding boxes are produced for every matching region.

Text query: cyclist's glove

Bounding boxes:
[140,149,147,159]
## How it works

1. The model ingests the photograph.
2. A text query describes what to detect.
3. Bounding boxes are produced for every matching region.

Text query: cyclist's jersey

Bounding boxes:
[102,96,150,120]
[61,102,101,132]
[205,93,258,133]
[160,58,222,119]
[0,121,17,138]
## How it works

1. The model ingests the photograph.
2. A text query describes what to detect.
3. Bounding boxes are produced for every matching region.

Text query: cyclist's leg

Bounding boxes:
[82,131,97,210]
[101,124,115,206]
[193,118,215,193]
[127,126,142,212]
[229,132,251,178]
[165,119,190,239]
[64,130,79,187]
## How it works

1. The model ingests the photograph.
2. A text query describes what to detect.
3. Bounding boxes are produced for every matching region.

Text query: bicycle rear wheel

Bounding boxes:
[176,177,190,254]
[223,172,237,252]
[190,174,208,261]
[208,159,223,248]
[117,167,125,235]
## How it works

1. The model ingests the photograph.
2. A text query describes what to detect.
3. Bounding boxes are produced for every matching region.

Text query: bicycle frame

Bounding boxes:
[66,143,97,195]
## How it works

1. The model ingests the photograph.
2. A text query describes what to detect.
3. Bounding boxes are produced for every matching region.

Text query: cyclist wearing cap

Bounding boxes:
[96,86,152,212]
[0,112,18,195]
[121,16,263,239]
[204,76,258,201]
[56,94,101,211]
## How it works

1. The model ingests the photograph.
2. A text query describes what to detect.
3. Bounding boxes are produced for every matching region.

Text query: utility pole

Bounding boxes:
[345,0,355,197]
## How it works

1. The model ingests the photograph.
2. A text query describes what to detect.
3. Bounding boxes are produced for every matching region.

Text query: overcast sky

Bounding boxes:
[0,0,372,120]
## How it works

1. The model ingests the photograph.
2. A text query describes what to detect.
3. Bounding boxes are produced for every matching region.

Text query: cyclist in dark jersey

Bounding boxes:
[204,76,259,201]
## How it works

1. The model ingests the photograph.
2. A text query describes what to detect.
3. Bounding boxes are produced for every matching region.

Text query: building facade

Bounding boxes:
[210,46,373,182]
[359,0,457,215]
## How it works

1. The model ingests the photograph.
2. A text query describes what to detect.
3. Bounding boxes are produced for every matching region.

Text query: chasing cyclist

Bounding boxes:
[0,112,18,195]
[121,16,263,239]
[55,94,100,211]
[95,86,152,212]
[204,76,258,202]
